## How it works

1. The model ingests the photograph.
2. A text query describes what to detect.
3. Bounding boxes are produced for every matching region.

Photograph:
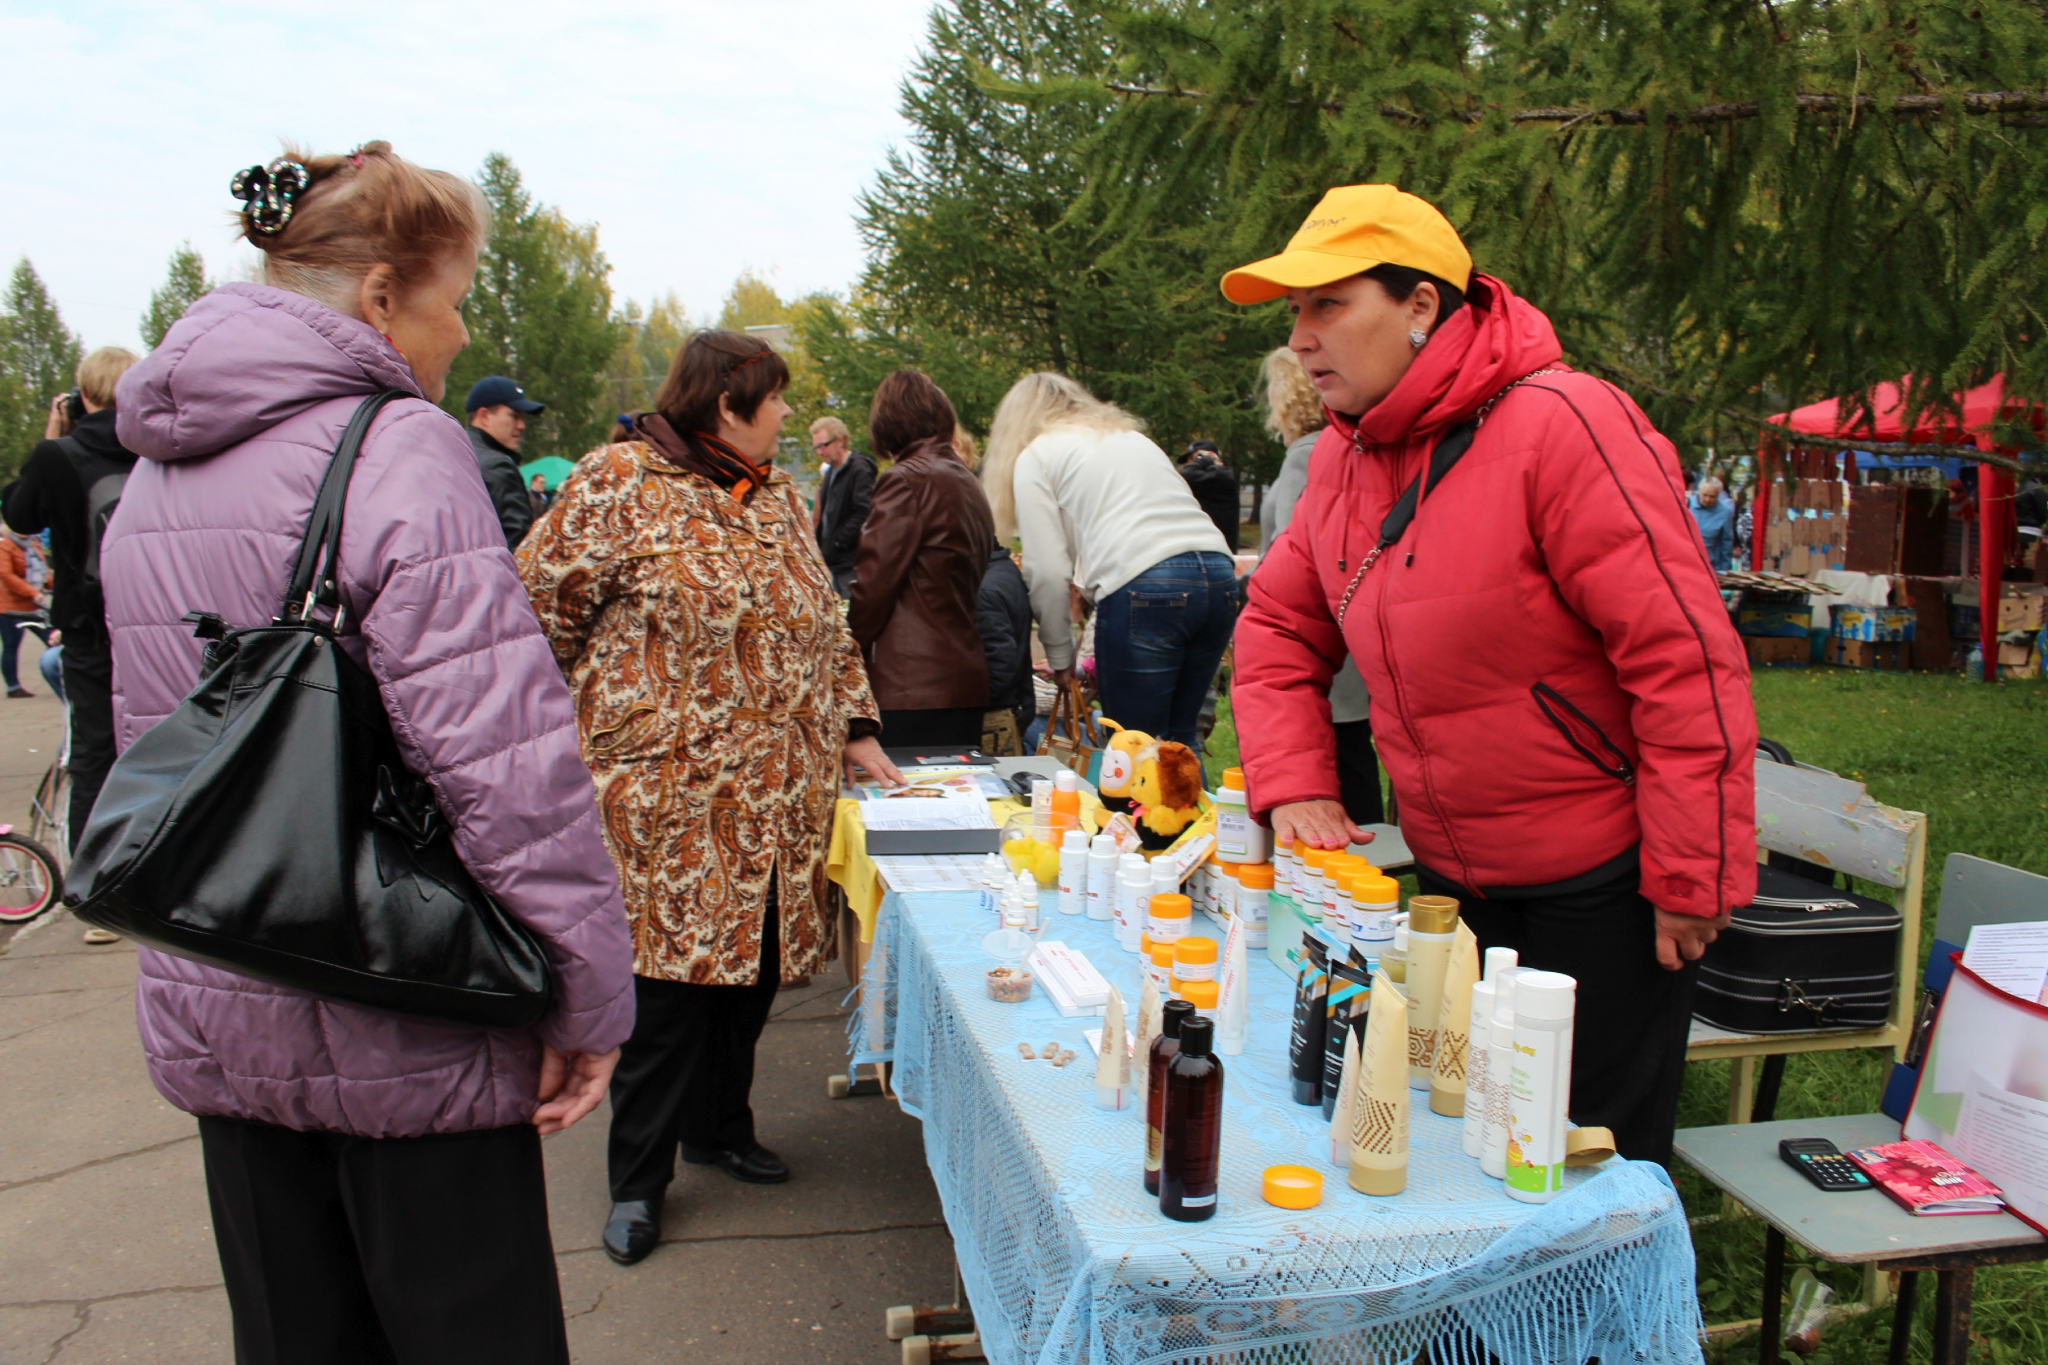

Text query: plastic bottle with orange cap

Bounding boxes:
[1211,766,1267,864]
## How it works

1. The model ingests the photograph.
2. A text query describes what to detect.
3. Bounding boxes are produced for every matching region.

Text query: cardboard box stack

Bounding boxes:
[1826,602,1916,671]
[1734,591,1811,668]
[1996,587,2047,680]
[1760,479,1844,576]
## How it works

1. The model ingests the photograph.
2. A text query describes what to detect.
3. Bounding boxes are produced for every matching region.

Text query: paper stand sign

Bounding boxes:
[1903,955,2048,1235]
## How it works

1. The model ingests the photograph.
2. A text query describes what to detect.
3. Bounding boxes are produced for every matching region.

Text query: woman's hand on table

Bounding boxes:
[844,735,905,788]
[1271,800,1369,852]
[1653,907,1732,971]
[532,1046,619,1135]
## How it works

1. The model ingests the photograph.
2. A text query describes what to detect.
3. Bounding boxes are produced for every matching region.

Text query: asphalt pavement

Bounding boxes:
[0,647,955,1363]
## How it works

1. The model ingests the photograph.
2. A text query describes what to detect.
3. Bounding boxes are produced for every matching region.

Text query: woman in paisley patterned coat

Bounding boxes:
[518,330,901,1266]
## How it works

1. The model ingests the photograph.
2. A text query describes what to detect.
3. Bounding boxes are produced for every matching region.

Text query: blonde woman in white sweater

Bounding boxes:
[982,373,1232,750]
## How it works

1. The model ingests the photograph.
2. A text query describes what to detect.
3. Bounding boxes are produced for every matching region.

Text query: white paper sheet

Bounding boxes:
[858,788,997,831]
[1956,1071,2048,1226]
[1962,921,2048,1003]
[873,855,994,894]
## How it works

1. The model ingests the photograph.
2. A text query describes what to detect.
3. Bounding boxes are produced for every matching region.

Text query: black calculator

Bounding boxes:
[1779,1138,1874,1191]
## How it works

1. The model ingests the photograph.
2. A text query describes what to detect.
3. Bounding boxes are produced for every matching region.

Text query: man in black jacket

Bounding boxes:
[1179,440,1240,552]
[464,376,543,549]
[810,416,875,597]
[2,347,141,865]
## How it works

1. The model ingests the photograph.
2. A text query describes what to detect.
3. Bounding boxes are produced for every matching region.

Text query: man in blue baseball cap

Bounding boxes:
[464,376,546,548]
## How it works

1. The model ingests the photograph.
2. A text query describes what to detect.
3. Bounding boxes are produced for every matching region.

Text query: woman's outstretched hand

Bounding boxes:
[843,735,905,789]
[1270,800,1369,852]
[533,1046,620,1135]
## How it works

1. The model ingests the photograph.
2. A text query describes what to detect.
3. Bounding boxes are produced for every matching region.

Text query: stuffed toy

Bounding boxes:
[1095,719,1153,815]
[1130,741,1205,849]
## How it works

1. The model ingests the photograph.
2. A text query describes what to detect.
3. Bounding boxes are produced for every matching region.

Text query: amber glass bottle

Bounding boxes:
[1145,1000,1197,1194]
[1160,1017,1224,1222]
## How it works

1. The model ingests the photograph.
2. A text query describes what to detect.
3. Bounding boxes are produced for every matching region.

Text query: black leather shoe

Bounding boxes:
[602,1199,662,1265]
[682,1141,790,1184]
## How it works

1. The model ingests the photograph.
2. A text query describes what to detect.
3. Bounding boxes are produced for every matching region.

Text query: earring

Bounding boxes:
[1409,328,1429,350]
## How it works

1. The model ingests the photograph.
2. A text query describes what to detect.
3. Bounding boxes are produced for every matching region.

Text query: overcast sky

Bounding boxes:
[0,0,937,352]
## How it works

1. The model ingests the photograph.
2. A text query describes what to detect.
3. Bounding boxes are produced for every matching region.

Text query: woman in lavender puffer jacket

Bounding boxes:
[101,143,634,1365]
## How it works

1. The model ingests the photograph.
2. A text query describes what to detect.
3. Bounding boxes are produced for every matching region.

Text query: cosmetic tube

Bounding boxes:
[1215,914,1249,1056]
[1481,970,1517,1179]
[1504,970,1576,1204]
[1058,829,1088,915]
[1429,923,1480,1116]
[1403,896,1460,1090]
[1115,854,1150,951]
[1320,955,1372,1121]
[1347,968,1410,1196]
[1286,933,1330,1106]
[1329,1020,1361,1167]
[1159,1016,1223,1221]
[1461,978,1496,1158]
[1144,998,1196,1193]
[1094,984,1132,1110]
[1134,974,1163,1102]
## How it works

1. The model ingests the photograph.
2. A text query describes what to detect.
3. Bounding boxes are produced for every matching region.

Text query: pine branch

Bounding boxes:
[1100,84,2048,128]
[1578,361,2040,476]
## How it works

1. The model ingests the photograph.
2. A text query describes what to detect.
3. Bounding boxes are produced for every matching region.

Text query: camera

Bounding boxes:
[63,390,86,424]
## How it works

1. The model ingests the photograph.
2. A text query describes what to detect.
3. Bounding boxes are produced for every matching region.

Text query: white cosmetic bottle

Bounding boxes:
[1504,970,1576,1204]
[1058,829,1088,915]
[1085,834,1118,921]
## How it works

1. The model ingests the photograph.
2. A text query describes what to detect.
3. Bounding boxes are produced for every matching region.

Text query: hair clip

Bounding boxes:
[729,349,772,377]
[231,158,310,236]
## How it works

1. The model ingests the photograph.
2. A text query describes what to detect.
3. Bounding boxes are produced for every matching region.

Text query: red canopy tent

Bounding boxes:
[1762,376,2038,680]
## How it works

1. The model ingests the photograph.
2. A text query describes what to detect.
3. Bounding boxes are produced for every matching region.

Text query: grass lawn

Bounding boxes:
[1205,666,2048,1363]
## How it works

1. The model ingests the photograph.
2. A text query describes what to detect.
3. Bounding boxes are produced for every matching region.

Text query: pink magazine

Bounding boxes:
[1846,1138,2006,1217]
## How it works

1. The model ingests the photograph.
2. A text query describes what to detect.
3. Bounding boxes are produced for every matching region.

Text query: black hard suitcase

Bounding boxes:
[1693,864,1902,1034]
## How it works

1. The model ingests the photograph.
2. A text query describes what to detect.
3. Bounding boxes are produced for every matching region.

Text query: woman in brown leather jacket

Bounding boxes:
[849,370,997,749]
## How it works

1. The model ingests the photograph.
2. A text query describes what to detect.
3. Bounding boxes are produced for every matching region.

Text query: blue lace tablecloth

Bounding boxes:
[855,890,1705,1365]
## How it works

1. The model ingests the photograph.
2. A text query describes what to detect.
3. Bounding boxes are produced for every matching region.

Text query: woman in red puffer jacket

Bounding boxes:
[1226,185,1757,1165]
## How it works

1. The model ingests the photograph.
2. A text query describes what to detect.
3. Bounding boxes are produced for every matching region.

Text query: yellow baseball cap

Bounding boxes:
[1221,184,1473,305]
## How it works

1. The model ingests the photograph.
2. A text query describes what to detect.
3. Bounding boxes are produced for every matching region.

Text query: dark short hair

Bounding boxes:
[868,369,958,460]
[1360,263,1467,333]
[655,330,790,435]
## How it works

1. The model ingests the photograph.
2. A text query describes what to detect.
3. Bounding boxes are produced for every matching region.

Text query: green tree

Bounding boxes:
[805,0,1295,496]
[446,153,626,463]
[1064,0,2048,465]
[607,292,694,419]
[141,243,210,350]
[0,260,84,478]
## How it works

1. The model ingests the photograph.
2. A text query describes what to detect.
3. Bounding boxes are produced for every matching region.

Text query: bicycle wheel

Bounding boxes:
[28,761,68,866]
[0,833,61,924]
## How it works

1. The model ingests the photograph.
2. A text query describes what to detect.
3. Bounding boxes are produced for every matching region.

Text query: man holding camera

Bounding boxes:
[2,349,142,907]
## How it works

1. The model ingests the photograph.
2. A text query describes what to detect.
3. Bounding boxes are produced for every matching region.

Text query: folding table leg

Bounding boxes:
[1751,1054,1787,1123]
[1759,1226,1785,1365]
[1930,1268,1973,1365]
[1887,1270,1917,1365]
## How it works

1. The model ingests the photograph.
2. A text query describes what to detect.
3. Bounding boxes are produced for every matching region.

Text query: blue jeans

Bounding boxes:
[0,614,48,691]
[1092,552,1237,753]
[39,643,63,702]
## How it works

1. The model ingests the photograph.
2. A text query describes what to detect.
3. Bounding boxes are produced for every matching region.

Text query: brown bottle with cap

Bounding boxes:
[1145,999,1197,1194]
[1160,1016,1224,1222]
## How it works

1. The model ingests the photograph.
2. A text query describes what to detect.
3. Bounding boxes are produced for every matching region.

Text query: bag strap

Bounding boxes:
[279,391,407,626]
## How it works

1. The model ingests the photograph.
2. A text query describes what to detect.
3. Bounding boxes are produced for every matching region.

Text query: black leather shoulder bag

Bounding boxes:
[65,391,554,1028]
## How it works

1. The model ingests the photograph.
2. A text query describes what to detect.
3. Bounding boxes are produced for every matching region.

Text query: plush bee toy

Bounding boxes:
[1129,741,1206,849]
[1094,719,1154,815]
